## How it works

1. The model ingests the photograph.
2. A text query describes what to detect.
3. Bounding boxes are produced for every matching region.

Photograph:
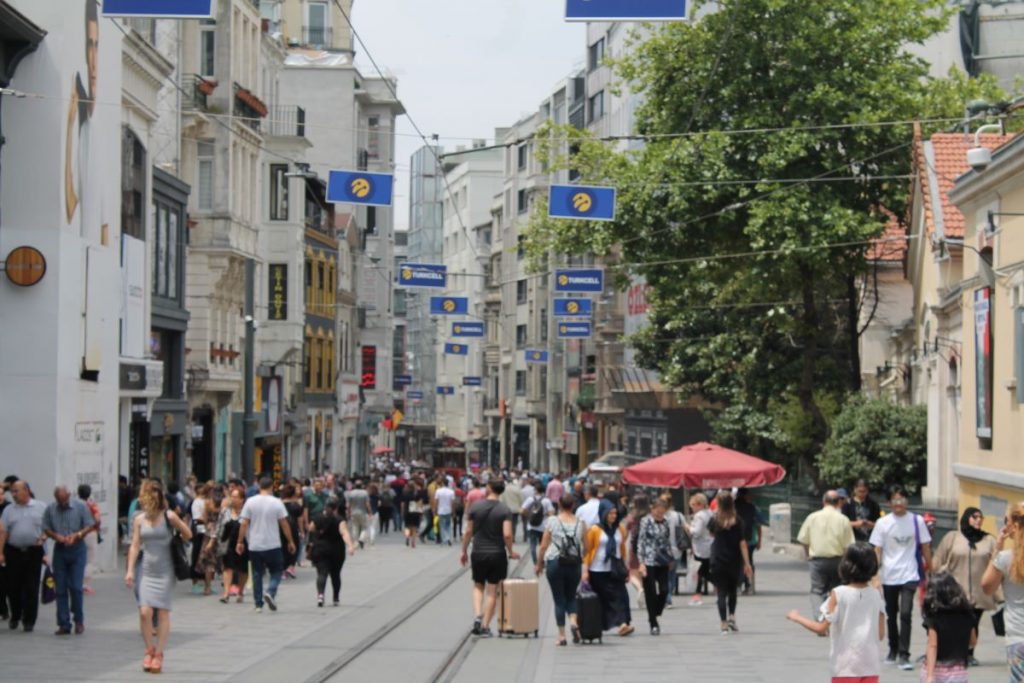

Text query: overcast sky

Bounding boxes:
[351,0,586,230]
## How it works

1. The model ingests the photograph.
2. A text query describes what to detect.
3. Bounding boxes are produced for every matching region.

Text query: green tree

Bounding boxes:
[525,0,1010,476]
[817,397,927,493]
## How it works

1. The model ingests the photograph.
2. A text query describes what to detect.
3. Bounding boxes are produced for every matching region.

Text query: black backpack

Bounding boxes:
[555,521,582,566]
[528,499,545,527]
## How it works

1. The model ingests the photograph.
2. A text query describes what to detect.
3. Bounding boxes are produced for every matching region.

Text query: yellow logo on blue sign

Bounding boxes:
[401,268,413,282]
[453,325,462,334]
[567,301,579,314]
[443,299,456,313]
[559,325,568,335]
[452,345,461,353]
[532,351,542,360]
[558,274,569,287]
[572,192,593,213]
[351,177,371,198]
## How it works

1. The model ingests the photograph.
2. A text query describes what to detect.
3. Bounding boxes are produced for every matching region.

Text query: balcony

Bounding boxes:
[267,104,306,138]
[303,26,333,48]
[233,82,268,134]
[184,74,215,111]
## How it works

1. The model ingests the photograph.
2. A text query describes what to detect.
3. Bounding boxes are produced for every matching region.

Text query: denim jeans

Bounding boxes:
[249,548,284,608]
[544,559,581,627]
[528,530,543,564]
[53,542,87,629]
[438,514,453,544]
[883,581,919,658]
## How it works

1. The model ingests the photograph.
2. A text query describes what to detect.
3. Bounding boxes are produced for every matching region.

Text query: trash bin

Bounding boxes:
[769,503,791,546]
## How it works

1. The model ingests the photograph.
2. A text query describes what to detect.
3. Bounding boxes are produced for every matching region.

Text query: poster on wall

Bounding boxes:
[975,288,993,438]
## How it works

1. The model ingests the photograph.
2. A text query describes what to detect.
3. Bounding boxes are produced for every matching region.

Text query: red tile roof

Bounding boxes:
[867,208,907,263]
[915,129,1015,239]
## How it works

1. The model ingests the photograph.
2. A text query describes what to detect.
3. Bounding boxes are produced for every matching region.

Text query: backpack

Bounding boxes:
[555,521,582,566]
[528,498,545,527]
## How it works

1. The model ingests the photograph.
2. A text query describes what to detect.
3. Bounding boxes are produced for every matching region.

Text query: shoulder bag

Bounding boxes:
[166,511,191,581]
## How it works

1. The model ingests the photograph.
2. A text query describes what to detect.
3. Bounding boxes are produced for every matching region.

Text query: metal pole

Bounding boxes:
[242,258,256,482]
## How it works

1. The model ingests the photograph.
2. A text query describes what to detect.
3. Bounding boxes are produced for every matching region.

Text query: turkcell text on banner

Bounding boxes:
[554,269,604,293]
[398,263,447,288]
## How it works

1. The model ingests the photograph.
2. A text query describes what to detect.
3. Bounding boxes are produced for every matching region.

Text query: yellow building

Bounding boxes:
[949,133,1024,525]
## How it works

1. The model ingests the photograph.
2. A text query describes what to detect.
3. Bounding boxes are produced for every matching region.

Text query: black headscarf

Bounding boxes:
[960,507,987,549]
[598,499,618,559]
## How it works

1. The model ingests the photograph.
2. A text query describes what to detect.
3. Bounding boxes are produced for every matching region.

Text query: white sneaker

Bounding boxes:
[689,596,703,606]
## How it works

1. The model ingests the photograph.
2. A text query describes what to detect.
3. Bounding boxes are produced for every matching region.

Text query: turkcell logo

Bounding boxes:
[565,0,687,21]
[436,386,455,396]
[326,170,395,207]
[394,375,412,386]
[103,0,214,17]
[557,322,592,339]
[430,297,469,315]
[554,269,604,293]
[525,349,549,364]
[462,376,483,387]
[548,185,616,221]
[444,343,469,356]
[452,322,485,338]
[398,263,446,288]
[407,390,424,400]
[554,298,593,318]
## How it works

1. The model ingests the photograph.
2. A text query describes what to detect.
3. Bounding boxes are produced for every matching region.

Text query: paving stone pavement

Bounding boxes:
[0,533,1012,683]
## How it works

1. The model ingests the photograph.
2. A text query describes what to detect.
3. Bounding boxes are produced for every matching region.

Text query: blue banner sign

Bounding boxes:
[553,298,593,317]
[103,0,214,17]
[462,376,483,387]
[548,185,616,221]
[557,322,593,339]
[407,390,424,400]
[565,0,687,22]
[398,263,446,288]
[430,296,469,315]
[327,170,395,207]
[525,349,549,364]
[444,343,469,356]
[436,386,455,396]
[554,269,604,293]
[452,322,485,338]
[394,375,412,386]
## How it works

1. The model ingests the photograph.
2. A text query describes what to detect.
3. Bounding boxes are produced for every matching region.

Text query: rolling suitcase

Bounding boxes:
[498,578,539,638]
[575,585,603,643]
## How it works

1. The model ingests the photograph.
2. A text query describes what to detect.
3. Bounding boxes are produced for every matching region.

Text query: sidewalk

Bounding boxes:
[455,549,1010,683]
[0,531,466,682]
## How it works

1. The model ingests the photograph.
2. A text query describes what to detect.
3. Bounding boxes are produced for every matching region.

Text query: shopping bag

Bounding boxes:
[41,565,56,604]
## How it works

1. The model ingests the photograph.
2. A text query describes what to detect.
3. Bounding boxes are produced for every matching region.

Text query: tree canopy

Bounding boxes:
[525,0,1012,478]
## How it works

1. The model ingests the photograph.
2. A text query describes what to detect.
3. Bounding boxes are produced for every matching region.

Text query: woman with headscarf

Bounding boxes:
[933,506,998,666]
[582,500,634,637]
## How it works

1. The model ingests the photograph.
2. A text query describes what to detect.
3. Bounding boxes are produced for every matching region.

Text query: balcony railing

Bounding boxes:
[303,26,333,48]
[267,105,306,138]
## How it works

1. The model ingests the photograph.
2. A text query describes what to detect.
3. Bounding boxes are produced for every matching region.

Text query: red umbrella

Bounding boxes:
[621,442,786,489]
[372,446,395,455]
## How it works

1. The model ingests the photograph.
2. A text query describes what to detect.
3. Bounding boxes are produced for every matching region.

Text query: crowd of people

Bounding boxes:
[6,465,1024,681]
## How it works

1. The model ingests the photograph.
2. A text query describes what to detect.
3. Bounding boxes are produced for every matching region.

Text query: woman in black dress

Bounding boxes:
[218,488,249,603]
[708,491,753,634]
[281,484,306,578]
[308,498,355,607]
[402,481,426,549]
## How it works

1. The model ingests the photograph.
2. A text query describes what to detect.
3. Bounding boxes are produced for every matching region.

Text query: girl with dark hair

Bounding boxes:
[708,491,753,634]
[626,494,650,607]
[932,507,996,666]
[535,493,587,645]
[281,484,306,578]
[921,571,976,683]
[308,498,355,607]
[787,541,885,683]
[403,482,426,549]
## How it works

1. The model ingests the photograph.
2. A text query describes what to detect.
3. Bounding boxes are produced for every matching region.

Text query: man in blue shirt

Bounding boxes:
[43,486,96,635]
[0,481,46,631]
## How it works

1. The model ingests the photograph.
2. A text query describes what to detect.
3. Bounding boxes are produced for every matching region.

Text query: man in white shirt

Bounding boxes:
[434,482,456,546]
[520,490,553,564]
[499,478,524,542]
[519,478,537,542]
[576,485,601,528]
[237,477,296,613]
[869,485,931,670]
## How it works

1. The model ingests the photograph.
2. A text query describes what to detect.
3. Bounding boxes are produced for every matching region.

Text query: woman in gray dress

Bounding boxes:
[125,479,191,674]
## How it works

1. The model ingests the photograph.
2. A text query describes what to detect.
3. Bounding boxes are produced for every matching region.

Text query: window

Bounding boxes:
[540,308,547,341]
[326,336,334,391]
[588,91,605,123]
[517,189,527,214]
[516,279,528,304]
[303,333,312,389]
[367,116,380,161]
[516,324,527,349]
[1017,307,1024,404]
[517,143,528,170]
[539,367,547,396]
[304,258,313,311]
[315,334,324,390]
[153,203,180,300]
[515,370,527,396]
[269,164,288,220]
[121,128,146,240]
[517,234,525,260]
[199,20,216,78]
[306,2,329,47]
[588,37,606,72]
[196,140,214,209]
